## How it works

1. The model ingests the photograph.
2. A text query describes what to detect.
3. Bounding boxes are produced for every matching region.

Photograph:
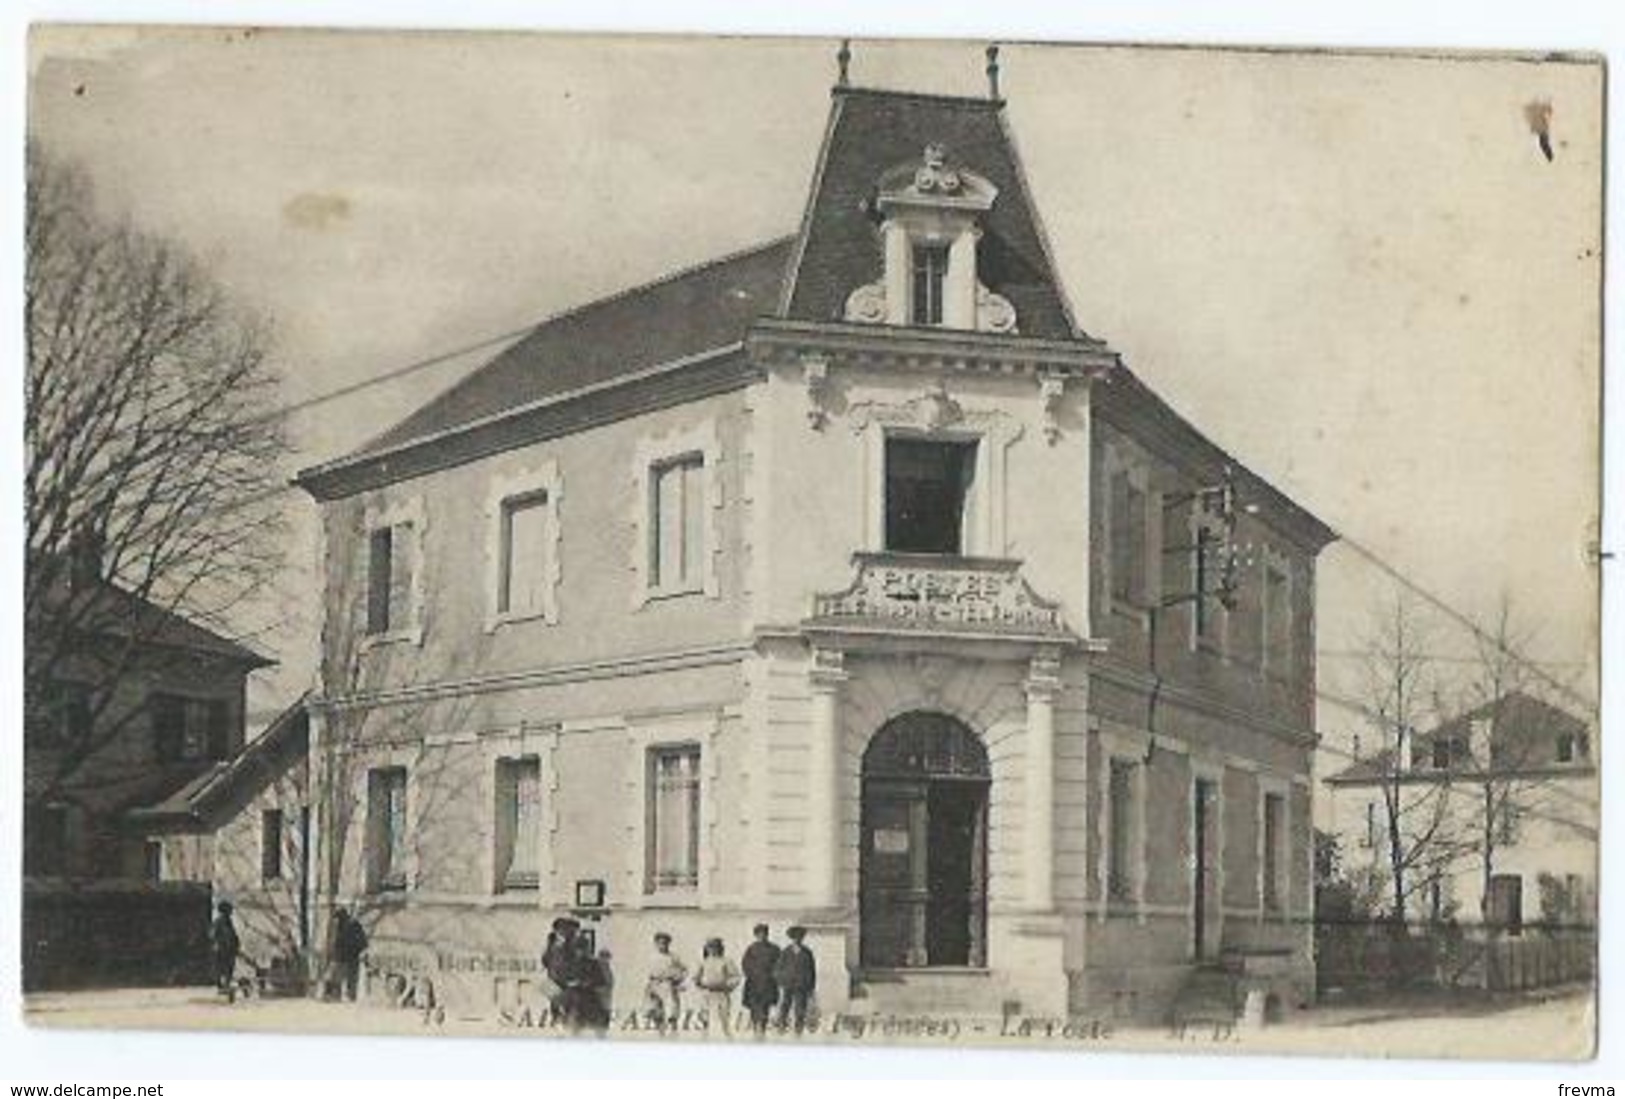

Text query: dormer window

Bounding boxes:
[843,144,1017,334]
[911,243,949,326]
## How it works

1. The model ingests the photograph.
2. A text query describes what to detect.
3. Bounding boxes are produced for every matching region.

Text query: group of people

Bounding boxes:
[641,923,819,1038]
[207,901,370,1004]
[542,919,819,1038]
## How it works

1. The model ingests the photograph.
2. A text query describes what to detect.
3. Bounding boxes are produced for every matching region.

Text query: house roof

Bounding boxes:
[1325,691,1591,785]
[32,566,273,668]
[351,237,795,459]
[128,693,310,831]
[779,87,1079,340]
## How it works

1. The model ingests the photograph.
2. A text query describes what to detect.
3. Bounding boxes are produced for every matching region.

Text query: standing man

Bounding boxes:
[773,925,816,1035]
[210,900,240,1003]
[332,907,370,1002]
[644,931,688,1035]
[740,923,781,1038]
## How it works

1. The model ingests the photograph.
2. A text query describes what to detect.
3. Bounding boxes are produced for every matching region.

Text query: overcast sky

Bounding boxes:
[27,29,1603,735]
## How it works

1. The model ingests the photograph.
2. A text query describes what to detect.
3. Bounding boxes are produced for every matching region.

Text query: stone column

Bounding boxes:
[1023,647,1063,912]
[883,222,910,325]
[807,647,848,910]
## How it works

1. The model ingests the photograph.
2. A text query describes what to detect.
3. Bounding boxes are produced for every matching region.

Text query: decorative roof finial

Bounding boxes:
[837,39,852,88]
[985,43,1001,100]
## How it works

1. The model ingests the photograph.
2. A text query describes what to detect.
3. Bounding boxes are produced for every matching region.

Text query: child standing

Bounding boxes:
[693,937,742,1039]
[644,931,688,1034]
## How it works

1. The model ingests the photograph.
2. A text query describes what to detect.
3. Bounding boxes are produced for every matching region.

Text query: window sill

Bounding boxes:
[485,608,557,633]
[361,627,423,651]
[640,585,705,606]
[641,890,701,909]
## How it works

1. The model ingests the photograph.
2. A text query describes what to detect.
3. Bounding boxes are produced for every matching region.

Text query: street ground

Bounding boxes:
[22,983,1595,1062]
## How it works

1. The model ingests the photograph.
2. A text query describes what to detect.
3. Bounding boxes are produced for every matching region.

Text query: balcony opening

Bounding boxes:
[885,437,977,555]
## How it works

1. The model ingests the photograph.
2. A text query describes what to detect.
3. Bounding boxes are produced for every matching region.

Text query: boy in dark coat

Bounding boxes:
[772,925,816,1035]
[739,923,780,1038]
[210,901,240,1002]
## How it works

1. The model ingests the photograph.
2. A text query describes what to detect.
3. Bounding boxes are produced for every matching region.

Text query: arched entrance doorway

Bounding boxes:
[859,711,989,969]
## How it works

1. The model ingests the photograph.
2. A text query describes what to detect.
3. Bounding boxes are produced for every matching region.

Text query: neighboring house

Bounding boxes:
[292,65,1334,1022]
[131,696,313,971]
[1323,692,1597,931]
[23,549,272,884]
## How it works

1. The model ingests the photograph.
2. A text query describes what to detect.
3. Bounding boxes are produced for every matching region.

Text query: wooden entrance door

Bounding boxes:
[859,712,990,969]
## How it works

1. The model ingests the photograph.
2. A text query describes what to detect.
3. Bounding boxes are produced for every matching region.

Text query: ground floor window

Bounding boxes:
[1107,758,1140,904]
[1487,873,1524,935]
[366,767,408,893]
[1262,791,1285,912]
[647,745,701,893]
[494,756,542,891]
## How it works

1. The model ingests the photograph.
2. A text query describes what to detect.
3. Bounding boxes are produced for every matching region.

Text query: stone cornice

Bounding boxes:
[747,318,1118,378]
[295,343,753,502]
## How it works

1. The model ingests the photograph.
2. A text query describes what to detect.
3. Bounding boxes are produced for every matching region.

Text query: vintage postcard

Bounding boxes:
[20,27,1602,1063]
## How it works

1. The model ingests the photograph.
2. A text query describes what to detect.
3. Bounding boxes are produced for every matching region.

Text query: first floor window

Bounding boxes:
[1262,792,1285,912]
[366,767,408,892]
[366,521,417,634]
[494,757,542,891]
[1363,801,1378,848]
[35,680,91,749]
[1262,563,1292,674]
[498,492,552,617]
[1107,758,1138,903]
[647,745,701,892]
[1109,470,1148,607]
[151,694,231,762]
[261,808,284,882]
[885,436,977,555]
[1495,801,1521,846]
[650,455,706,593]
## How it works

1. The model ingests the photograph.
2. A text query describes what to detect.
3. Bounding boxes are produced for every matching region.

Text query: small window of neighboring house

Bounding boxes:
[1495,801,1520,846]
[1555,734,1575,764]
[1487,873,1523,935]
[885,437,978,555]
[153,695,231,762]
[649,455,706,595]
[910,242,949,326]
[366,521,417,635]
[494,757,542,892]
[36,681,92,750]
[498,491,553,618]
[24,804,69,876]
[1262,563,1292,676]
[1431,736,1453,770]
[366,767,409,893]
[1262,792,1286,913]
[647,745,701,893]
[144,840,164,883]
[1107,759,1139,904]
[1362,801,1378,848]
[261,808,284,882]
[152,694,185,762]
[1109,470,1148,608]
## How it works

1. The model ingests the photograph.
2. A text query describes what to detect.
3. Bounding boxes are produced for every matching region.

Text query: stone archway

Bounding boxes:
[858,711,989,969]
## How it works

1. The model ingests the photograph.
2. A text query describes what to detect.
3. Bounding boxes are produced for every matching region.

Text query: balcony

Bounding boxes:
[806,552,1070,640]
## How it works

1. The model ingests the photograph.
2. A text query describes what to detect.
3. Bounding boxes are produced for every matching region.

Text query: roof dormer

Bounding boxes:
[843,143,1018,333]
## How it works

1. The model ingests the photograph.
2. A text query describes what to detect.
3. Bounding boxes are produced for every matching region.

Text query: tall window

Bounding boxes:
[1107,759,1138,903]
[649,455,706,594]
[647,745,701,893]
[497,491,552,617]
[1262,563,1291,674]
[885,437,978,555]
[1109,470,1148,607]
[152,694,230,762]
[261,808,284,882]
[494,757,542,892]
[366,522,416,635]
[910,243,949,325]
[1262,792,1285,912]
[366,767,408,893]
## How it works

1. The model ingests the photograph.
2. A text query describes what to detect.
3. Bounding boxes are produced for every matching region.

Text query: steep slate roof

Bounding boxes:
[781,87,1078,340]
[1325,692,1591,784]
[357,237,795,456]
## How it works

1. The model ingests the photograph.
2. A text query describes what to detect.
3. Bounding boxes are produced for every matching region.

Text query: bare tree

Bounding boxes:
[24,143,289,790]
[1353,590,1462,925]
